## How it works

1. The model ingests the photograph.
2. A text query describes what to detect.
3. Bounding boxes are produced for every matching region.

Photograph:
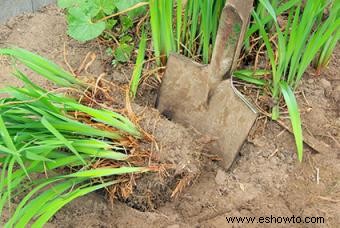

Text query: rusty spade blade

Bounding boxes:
[157,0,257,169]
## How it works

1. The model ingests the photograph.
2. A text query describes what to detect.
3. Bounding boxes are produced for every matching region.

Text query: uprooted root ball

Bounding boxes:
[116,106,204,211]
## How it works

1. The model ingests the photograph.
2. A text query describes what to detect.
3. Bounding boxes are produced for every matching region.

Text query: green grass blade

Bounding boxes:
[176,0,182,51]
[6,157,16,214]
[259,0,278,23]
[73,144,128,160]
[245,0,300,44]
[252,11,277,89]
[4,178,58,227]
[233,70,267,86]
[189,1,200,55]
[41,117,86,164]
[0,157,10,218]
[130,30,147,98]
[0,145,17,156]
[0,48,84,87]
[200,0,213,64]
[65,167,148,178]
[0,115,29,179]
[14,179,79,227]
[0,115,17,152]
[31,180,121,228]
[296,18,340,87]
[150,0,161,65]
[317,30,340,70]
[280,82,303,161]
[64,102,140,137]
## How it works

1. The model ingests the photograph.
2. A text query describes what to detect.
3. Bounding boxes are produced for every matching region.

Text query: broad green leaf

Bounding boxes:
[115,0,147,18]
[120,35,133,43]
[120,16,134,32]
[97,0,116,14]
[58,0,86,9]
[67,8,106,42]
[106,19,118,30]
[114,43,134,62]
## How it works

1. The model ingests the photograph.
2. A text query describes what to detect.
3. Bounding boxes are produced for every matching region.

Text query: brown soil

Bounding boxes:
[1,5,339,228]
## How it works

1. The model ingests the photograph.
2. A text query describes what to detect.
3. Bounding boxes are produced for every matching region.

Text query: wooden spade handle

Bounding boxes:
[209,0,254,88]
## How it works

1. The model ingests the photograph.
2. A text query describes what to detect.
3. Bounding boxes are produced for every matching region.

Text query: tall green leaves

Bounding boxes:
[176,0,183,51]
[150,0,176,65]
[280,82,303,161]
[200,0,213,64]
[244,0,301,49]
[0,48,149,226]
[130,30,147,98]
[149,0,226,65]
[240,0,339,161]
[314,1,340,72]
[0,48,84,87]
[315,31,340,72]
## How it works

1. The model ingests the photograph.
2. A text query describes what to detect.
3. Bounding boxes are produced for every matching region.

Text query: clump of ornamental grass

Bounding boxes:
[149,0,226,65]
[235,0,339,161]
[314,1,340,73]
[244,0,299,49]
[0,48,151,227]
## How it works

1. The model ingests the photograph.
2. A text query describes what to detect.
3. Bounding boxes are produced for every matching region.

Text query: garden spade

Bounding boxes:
[157,0,257,169]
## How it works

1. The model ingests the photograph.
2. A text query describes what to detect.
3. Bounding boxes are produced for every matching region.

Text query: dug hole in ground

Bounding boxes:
[0,5,339,228]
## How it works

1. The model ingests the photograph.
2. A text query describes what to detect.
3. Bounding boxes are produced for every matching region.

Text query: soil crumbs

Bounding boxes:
[0,5,339,228]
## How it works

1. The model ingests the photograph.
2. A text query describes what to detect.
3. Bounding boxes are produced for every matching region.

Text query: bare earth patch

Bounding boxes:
[0,5,339,228]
